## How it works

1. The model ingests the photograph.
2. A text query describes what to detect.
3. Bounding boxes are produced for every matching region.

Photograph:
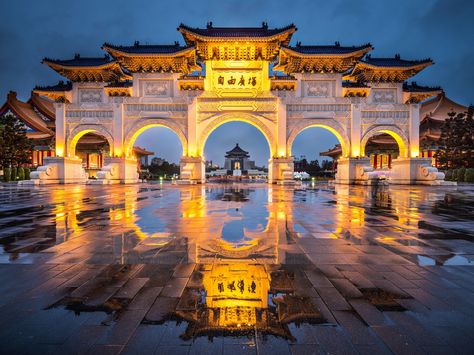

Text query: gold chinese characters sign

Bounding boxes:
[204,60,271,97]
[216,73,258,87]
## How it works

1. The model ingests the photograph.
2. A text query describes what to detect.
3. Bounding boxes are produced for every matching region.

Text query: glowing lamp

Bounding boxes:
[55,146,64,157]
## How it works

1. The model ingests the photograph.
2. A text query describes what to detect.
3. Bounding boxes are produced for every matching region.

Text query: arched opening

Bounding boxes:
[288,124,348,179]
[202,121,271,180]
[69,129,113,178]
[364,134,400,170]
[128,125,184,180]
[361,127,409,170]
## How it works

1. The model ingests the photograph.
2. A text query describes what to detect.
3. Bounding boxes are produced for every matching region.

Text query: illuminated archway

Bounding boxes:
[67,124,114,157]
[360,125,409,158]
[287,120,350,158]
[197,113,276,158]
[123,118,187,158]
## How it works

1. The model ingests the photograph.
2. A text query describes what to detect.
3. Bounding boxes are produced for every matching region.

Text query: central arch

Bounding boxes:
[123,118,188,158]
[197,112,276,158]
[286,119,350,158]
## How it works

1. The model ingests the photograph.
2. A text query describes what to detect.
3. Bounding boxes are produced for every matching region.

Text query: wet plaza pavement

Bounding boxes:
[0,183,474,354]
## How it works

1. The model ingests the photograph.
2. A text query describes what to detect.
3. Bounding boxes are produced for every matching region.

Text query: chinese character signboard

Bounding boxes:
[204,60,270,97]
[216,74,258,87]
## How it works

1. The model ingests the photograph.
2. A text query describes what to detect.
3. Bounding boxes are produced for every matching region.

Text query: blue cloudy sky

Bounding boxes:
[1,0,473,166]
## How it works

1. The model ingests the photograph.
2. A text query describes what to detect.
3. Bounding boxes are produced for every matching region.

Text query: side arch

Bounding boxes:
[287,119,350,158]
[197,112,276,157]
[360,125,409,158]
[67,124,114,157]
[123,118,188,158]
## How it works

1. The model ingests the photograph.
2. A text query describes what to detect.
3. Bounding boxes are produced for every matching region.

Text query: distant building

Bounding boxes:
[151,157,165,166]
[224,144,256,171]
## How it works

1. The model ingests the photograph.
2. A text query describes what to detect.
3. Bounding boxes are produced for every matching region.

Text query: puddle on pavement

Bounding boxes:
[359,288,411,312]
[47,263,328,342]
[2,183,474,346]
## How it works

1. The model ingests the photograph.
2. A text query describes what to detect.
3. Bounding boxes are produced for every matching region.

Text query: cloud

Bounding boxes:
[1,0,472,161]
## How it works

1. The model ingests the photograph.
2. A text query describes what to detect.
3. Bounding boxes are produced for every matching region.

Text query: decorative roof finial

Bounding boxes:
[395,53,400,59]
[335,41,340,47]
[262,21,268,29]
[74,53,80,59]
[206,21,213,29]
[134,41,140,46]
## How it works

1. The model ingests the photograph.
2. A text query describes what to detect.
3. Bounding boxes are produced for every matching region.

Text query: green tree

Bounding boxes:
[321,160,334,171]
[306,160,321,176]
[436,106,474,168]
[0,113,33,169]
[148,159,180,178]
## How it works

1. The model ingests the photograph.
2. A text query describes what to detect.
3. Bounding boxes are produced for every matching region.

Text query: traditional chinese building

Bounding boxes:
[224,143,256,172]
[8,22,455,185]
[0,90,153,176]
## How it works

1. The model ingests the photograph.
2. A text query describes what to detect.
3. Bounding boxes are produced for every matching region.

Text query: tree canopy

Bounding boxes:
[0,113,33,168]
[436,106,474,168]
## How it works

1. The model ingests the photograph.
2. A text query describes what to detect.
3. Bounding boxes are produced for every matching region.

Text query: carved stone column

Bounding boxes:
[268,157,294,184]
[178,156,205,184]
[335,157,372,184]
[93,157,139,184]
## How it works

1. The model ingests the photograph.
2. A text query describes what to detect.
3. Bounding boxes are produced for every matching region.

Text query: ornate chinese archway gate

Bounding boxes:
[30,23,447,185]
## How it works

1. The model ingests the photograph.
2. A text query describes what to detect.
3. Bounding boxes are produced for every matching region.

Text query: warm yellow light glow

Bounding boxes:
[203,58,270,93]
[277,211,286,220]
[55,145,64,157]
[187,145,197,157]
[410,149,419,158]
[114,148,122,157]
[361,129,408,158]
[351,141,360,157]
[69,129,113,158]
[201,264,270,327]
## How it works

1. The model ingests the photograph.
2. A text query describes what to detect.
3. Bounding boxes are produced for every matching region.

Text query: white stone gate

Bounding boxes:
[30,23,446,185]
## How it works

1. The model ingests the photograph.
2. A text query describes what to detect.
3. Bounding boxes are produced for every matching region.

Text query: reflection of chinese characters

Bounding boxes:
[217,279,257,294]
[216,75,257,87]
